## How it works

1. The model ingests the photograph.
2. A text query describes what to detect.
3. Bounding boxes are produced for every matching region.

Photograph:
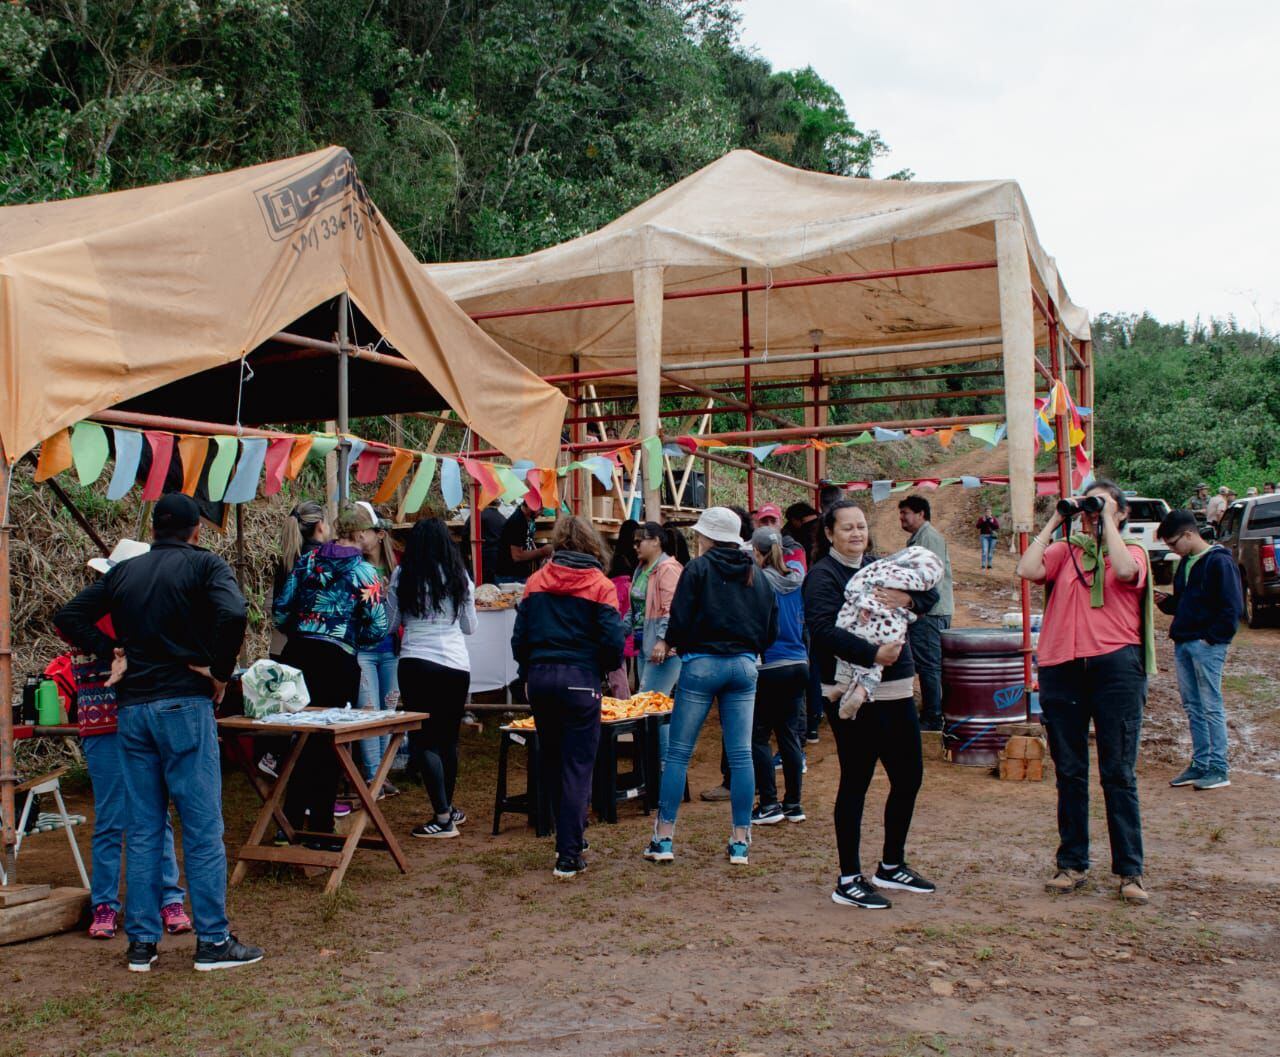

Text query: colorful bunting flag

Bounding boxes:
[871,480,892,503]
[355,446,382,485]
[70,423,109,485]
[178,435,210,496]
[262,437,294,497]
[34,428,73,482]
[372,448,414,504]
[968,423,1001,447]
[286,435,313,480]
[224,437,268,504]
[441,457,463,509]
[205,436,238,502]
[403,455,437,514]
[106,429,142,501]
[141,432,174,500]
[642,435,664,491]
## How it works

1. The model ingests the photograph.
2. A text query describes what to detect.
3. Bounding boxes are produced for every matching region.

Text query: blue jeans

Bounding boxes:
[116,696,228,943]
[357,649,400,781]
[637,653,682,696]
[1174,639,1230,773]
[82,733,184,913]
[657,655,758,830]
[980,535,997,567]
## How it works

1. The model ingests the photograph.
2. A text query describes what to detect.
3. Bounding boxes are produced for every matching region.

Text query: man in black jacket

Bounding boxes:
[55,494,262,974]
[1156,509,1245,791]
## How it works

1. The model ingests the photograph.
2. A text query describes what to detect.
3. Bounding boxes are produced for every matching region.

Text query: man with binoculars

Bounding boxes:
[1016,479,1155,906]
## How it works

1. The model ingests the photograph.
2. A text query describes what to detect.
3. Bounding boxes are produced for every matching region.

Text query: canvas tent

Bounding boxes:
[426,148,1089,384]
[0,146,567,467]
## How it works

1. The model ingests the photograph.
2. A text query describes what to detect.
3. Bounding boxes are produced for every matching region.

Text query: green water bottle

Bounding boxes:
[35,680,64,725]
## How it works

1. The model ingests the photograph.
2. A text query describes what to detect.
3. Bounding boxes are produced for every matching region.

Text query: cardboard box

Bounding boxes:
[999,758,1027,781]
[591,496,614,520]
[1025,759,1044,781]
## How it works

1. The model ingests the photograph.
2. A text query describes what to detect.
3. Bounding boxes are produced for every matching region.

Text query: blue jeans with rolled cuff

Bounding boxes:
[1173,639,1230,774]
[116,696,229,944]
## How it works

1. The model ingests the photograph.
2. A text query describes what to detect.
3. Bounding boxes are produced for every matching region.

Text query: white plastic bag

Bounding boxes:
[241,659,310,719]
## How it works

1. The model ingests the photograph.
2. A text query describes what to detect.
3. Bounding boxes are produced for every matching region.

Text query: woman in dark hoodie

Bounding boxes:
[511,516,627,879]
[644,508,778,868]
[804,500,939,910]
[272,506,389,837]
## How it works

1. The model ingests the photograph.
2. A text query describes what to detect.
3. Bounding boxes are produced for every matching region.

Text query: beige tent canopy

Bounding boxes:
[426,149,1090,532]
[426,148,1089,385]
[0,146,567,467]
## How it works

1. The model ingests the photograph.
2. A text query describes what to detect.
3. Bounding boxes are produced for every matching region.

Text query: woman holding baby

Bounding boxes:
[803,500,940,910]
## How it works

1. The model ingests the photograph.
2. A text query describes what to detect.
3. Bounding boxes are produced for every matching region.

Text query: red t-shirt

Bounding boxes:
[1035,541,1147,667]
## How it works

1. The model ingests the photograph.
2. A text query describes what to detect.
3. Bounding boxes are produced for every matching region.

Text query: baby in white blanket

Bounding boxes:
[830,546,944,719]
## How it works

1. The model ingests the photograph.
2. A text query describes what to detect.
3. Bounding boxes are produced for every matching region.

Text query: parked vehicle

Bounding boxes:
[1215,494,1280,627]
[1122,495,1176,585]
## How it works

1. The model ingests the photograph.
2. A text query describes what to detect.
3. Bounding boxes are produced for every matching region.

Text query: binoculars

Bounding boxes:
[1056,495,1105,517]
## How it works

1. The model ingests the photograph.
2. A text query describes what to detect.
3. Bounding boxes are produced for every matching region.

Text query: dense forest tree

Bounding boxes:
[0,0,901,262]
[1093,313,1280,501]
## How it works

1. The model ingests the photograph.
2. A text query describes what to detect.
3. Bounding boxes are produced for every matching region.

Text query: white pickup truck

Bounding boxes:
[1123,495,1175,584]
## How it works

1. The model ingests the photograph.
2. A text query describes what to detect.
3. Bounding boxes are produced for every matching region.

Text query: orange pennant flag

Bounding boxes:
[286,435,314,480]
[373,448,415,503]
[695,438,726,448]
[34,428,73,481]
[178,435,210,495]
[528,467,559,510]
[616,446,635,476]
[938,428,955,449]
[810,439,831,451]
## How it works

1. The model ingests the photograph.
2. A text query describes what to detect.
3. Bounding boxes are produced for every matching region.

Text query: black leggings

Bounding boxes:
[280,636,360,833]
[825,695,923,876]
[751,662,807,807]
[398,658,470,817]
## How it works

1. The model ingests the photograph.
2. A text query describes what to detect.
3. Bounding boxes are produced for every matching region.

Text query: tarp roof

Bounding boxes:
[0,147,567,465]
[426,150,1088,386]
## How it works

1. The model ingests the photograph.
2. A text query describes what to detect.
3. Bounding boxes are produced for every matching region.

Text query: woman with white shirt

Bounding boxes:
[391,518,477,838]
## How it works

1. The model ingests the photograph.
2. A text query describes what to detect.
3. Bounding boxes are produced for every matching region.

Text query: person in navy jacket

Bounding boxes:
[1156,509,1245,791]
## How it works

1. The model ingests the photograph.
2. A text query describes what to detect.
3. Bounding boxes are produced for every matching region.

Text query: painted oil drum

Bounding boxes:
[941,628,1038,766]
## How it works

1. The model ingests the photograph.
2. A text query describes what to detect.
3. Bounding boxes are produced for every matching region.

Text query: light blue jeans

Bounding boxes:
[1173,639,1230,774]
[980,535,997,567]
[357,649,400,781]
[82,733,184,913]
[657,655,758,830]
[116,697,228,944]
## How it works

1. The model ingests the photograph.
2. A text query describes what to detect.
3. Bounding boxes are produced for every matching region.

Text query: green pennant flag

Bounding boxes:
[71,422,110,485]
[206,437,239,502]
[968,423,1001,447]
[851,431,874,445]
[642,435,664,491]
[403,454,437,514]
[495,465,526,502]
[308,434,339,462]
[939,477,962,486]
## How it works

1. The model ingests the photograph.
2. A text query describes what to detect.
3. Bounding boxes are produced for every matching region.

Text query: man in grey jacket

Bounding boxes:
[898,496,953,731]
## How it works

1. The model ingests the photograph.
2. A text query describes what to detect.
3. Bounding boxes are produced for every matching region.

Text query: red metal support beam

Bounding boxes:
[741,267,756,510]
[468,259,998,322]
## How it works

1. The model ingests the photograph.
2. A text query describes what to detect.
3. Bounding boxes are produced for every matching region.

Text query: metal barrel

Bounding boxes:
[941,628,1037,766]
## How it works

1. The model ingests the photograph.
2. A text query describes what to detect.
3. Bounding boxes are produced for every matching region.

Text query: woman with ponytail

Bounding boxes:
[270,502,329,661]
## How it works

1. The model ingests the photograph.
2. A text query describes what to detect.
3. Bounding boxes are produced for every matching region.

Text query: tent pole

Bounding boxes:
[0,448,15,882]
[633,267,664,521]
[1080,339,1095,462]
[807,334,827,488]
[740,268,755,511]
[996,218,1039,714]
[470,432,483,582]
[1046,299,1072,497]
[571,356,583,518]
[336,293,351,508]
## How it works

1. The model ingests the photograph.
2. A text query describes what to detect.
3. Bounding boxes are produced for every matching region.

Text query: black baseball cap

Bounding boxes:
[153,493,201,534]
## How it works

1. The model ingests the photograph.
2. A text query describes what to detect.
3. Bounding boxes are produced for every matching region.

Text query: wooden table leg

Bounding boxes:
[230,732,308,887]
[224,733,297,842]
[326,734,408,894]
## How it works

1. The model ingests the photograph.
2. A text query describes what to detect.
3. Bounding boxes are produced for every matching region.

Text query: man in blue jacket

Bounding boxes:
[1156,509,1245,791]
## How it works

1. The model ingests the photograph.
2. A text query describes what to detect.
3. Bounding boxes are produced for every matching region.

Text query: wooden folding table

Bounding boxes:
[218,708,426,893]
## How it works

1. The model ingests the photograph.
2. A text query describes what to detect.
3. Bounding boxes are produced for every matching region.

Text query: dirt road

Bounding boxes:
[4,453,1278,1056]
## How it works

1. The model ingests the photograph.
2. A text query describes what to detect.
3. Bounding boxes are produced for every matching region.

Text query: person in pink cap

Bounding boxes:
[755,503,807,571]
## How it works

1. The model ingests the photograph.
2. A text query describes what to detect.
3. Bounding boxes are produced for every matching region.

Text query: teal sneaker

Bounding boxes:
[727,839,750,865]
[1193,771,1231,790]
[644,836,674,863]
[1170,765,1204,787]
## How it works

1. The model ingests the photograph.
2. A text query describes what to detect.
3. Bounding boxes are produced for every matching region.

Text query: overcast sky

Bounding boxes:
[737,0,1279,331]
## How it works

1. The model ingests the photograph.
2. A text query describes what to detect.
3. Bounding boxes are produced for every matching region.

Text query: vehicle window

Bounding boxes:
[1246,501,1280,532]
[1127,501,1167,523]
[1219,506,1242,543]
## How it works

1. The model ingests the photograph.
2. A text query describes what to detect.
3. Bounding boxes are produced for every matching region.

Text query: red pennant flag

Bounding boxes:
[914,479,941,490]
[262,437,294,497]
[526,467,559,510]
[355,447,382,485]
[771,443,810,455]
[909,428,937,437]
[462,458,502,509]
[141,432,174,500]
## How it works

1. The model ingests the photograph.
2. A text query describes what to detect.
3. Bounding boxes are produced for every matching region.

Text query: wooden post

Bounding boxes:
[632,266,664,521]
[0,449,14,881]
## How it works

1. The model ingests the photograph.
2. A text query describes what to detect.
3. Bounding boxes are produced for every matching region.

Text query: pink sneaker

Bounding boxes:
[161,902,193,935]
[333,801,352,818]
[88,903,118,940]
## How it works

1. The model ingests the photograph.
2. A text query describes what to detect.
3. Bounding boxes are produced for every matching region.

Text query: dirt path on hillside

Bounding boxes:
[4,457,1278,1057]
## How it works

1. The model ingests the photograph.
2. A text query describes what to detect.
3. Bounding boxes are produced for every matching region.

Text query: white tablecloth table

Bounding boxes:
[466,608,520,694]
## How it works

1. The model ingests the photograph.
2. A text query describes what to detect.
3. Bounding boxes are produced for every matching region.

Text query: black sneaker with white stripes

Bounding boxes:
[831,875,891,909]
[872,863,936,894]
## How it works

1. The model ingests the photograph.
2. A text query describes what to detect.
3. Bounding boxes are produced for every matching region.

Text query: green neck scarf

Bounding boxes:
[1068,533,1157,675]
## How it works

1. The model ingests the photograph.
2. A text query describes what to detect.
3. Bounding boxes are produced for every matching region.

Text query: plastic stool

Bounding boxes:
[492,727,553,837]
[591,718,649,823]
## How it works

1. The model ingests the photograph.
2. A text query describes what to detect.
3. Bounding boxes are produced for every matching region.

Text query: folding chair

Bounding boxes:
[0,767,90,888]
